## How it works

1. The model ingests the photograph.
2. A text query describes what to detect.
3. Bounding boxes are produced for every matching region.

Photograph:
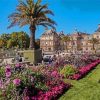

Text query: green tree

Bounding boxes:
[17,31,30,48]
[0,39,4,48]
[11,32,19,48]
[10,31,30,49]
[61,35,70,51]
[0,34,11,48]
[89,38,99,53]
[7,39,16,48]
[70,37,74,52]
[8,0,56,49]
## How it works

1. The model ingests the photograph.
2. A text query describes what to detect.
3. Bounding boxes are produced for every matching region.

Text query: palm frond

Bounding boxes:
[37,22,56,30]
[35,0,42,6]
[8,0,56,30]
[41,10,54,16]
[37,4,48,13]
[46,18,57,25]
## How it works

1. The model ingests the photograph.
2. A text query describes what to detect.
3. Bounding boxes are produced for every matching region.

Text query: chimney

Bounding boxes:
[98,24,100,28]
[60,31,63,34]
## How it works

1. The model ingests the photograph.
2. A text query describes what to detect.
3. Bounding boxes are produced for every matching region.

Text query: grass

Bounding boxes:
[59,64,100,100]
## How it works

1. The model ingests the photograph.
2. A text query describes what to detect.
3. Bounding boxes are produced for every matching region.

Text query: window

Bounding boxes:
[71,42,75,45]
[64,42,66,45]
[86,48,88,50]
[46,42,48,45]
[81,48,83,50]
[47,37,49,40]
[50,36,53,40]
[86,43,88,45]
[81,37,84,40]
[73,42,75,45]
[48,48,51,51]
[50,42,52,45]
[97,36,99,38]
[46,47,48,50]
[41,42,44,45]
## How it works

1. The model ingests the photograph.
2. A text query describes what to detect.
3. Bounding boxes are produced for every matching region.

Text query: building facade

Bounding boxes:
[40,25,100,53]
[40,29,60,52]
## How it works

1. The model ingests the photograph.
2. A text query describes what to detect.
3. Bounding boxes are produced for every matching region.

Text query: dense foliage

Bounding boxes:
[8,0,56,48]
[64,53,100,67]
[60,65,78,78]
[0,32,40,50]
[0,64,71,100]
[0,31,30,49]
[0,52,99,99]
[68,60,100,80]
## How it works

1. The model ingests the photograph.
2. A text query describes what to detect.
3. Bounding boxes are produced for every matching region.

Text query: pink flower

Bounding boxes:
[6,65,11,68]
[51,71,58,77]
[69,60,100,80]
[23,96,30,100]
[73,74,81,80]
[15,63,21,68]
[0,80,3,88]
[5,65,11,73]
[6,72,11,78]
[13,78,21,86]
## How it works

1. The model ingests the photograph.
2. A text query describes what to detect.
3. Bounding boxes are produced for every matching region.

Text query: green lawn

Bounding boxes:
[59,64,100,100]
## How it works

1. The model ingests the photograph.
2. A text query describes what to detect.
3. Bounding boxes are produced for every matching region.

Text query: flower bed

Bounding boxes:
[60,65,78,78]
[68,60,100,80]
[31,82,71,100]
[0,64,71,100]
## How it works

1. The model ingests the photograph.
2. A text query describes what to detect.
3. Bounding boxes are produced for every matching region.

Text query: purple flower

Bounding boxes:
[23,96,30,100]
[0,80,3,88]
[69,60,100,80]
[5,65,11,73]
[13,78,21,86]
[6,65,11,68]
[51,71,58,77]
[6,72,11,78]
[15,63,21,68]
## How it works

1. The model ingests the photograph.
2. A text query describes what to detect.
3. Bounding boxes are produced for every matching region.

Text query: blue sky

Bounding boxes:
[0,0,100,38]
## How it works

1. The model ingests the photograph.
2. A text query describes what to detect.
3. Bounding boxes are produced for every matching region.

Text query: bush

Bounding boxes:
[69,60,100,80]
[60,65,78,78]
[0,64,71,100]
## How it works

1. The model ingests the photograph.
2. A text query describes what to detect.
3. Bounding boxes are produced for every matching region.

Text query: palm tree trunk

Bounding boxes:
[66,42,68,52]
[29,25,36,49]
[71,41,74,53]
[93,43,95,54]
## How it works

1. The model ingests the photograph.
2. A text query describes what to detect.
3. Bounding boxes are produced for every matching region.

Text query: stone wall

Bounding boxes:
[23,49,42,65]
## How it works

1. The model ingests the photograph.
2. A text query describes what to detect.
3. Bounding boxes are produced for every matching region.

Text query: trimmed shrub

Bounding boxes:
[60,65,78,78]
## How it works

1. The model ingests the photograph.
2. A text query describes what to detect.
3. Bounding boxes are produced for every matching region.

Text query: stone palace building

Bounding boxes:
[40,25,100,53]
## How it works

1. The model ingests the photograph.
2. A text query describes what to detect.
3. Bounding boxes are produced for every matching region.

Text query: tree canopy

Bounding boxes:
[8,0,56,48]
[0,31,30,49]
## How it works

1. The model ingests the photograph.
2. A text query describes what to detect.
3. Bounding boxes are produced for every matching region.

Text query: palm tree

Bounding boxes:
[70,36,74,53]
[61,35,70,52]
[88,38,99,53]
[8,0,56,49]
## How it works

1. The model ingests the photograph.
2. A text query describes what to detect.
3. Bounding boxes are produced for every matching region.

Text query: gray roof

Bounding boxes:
[42,29,58,36]
[58,32,65,37]
[72,31,89,36]
[95,27,100,32]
